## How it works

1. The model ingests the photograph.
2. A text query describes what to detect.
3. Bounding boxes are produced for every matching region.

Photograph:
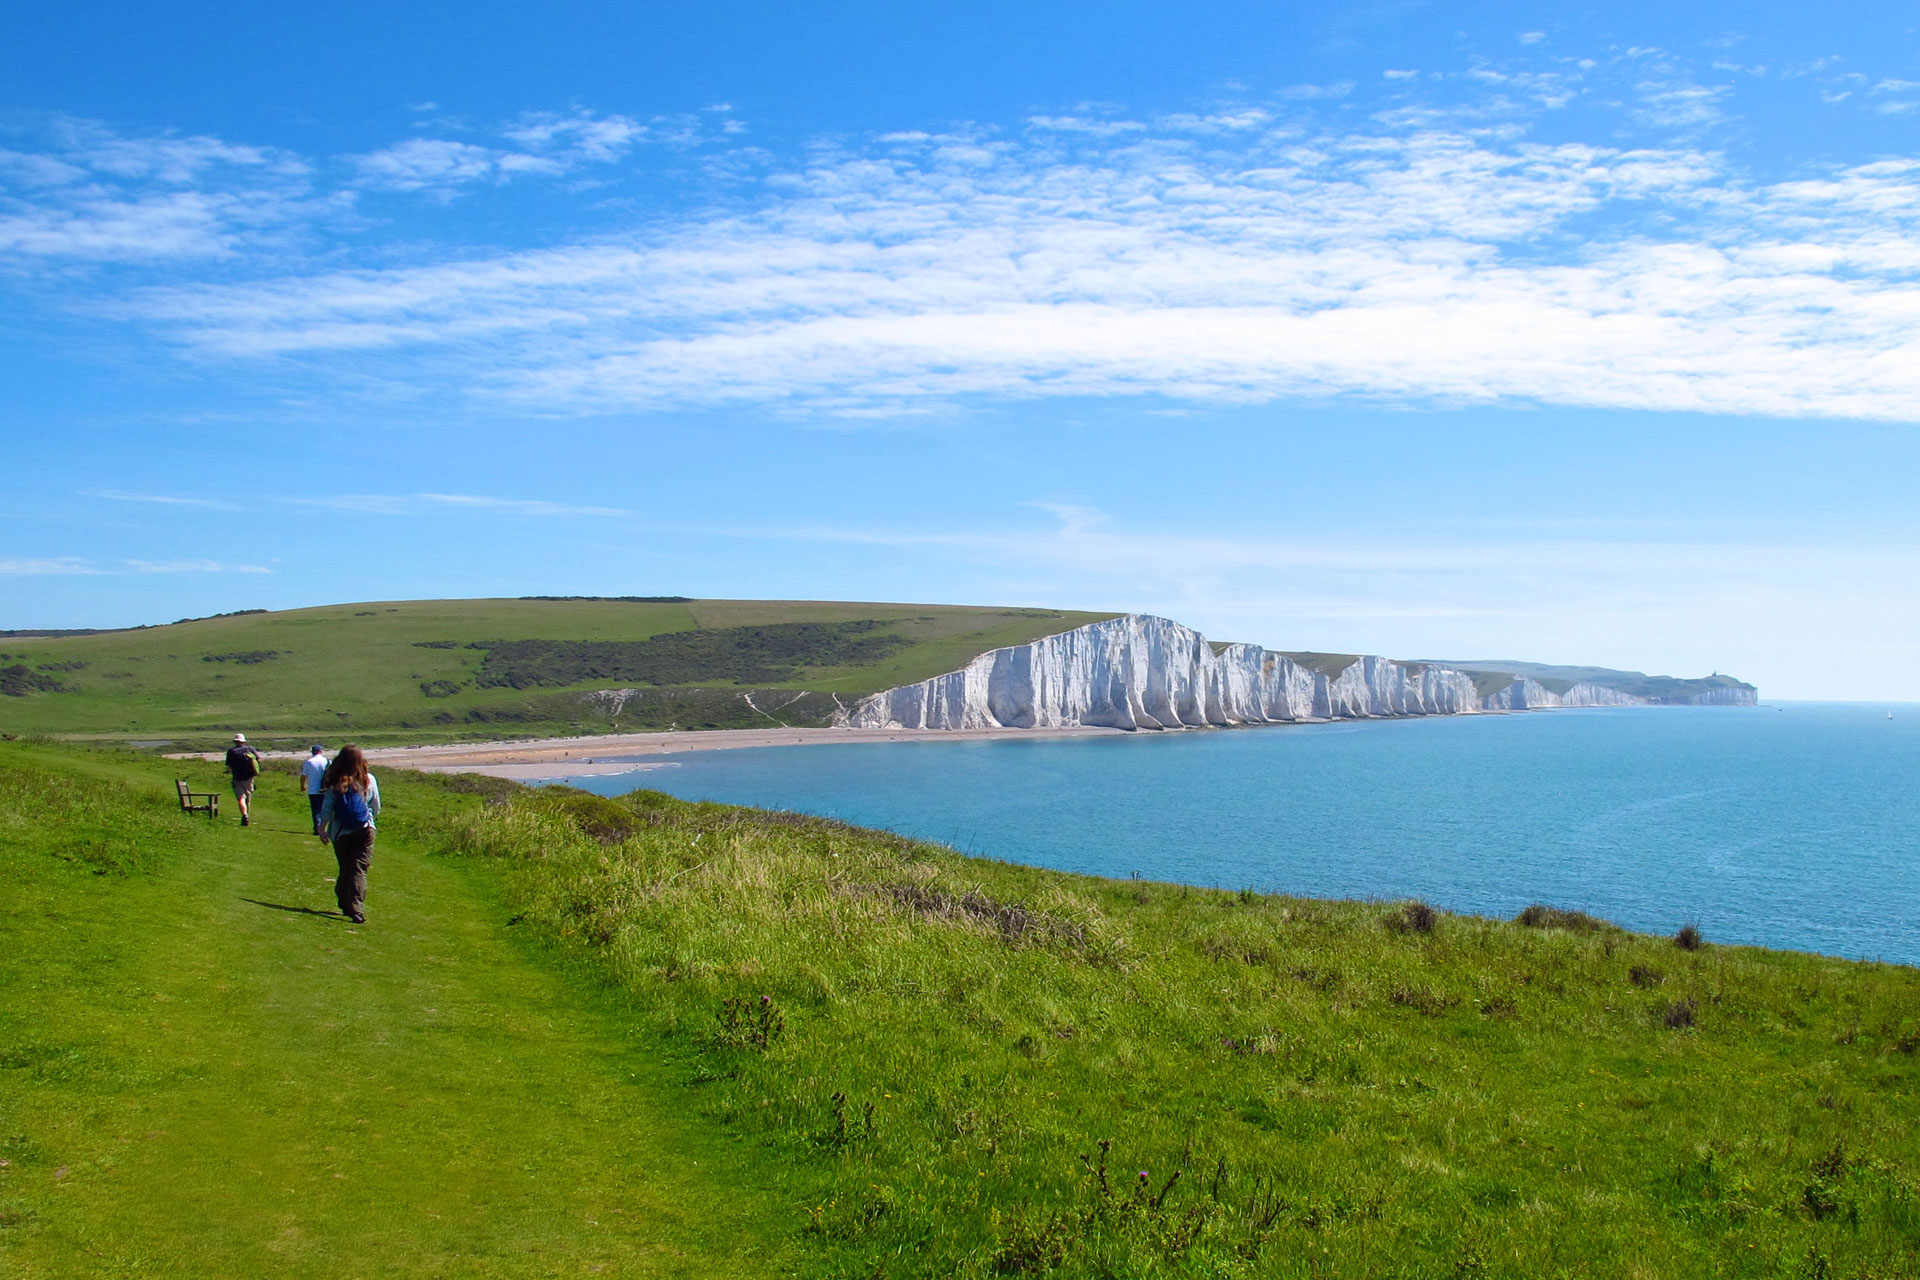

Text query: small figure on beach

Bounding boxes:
[300,744,330,835]
[223,733,263,827]
[316,744,381,924]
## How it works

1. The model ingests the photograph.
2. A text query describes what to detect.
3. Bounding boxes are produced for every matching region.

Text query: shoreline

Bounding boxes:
[365,725,1128,778]
[158,704,1690,781]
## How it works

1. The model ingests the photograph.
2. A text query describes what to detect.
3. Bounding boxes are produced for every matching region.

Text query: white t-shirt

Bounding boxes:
[301,754,330,795]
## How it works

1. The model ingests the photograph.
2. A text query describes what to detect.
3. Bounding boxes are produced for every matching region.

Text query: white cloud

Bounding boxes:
[0,557,100,575]
[351,138,511,191]
[502,111,644,162]
[0,556,266,575]
[0,118,322,261]
[349,109,647,194]
[83,489,240,510]
[1633,77,1731,130]
[1279,82,1354,100]
[126,559,271,574]
[131,114,1920,422]
[415,492,629,517]
[285,493,628,517]
[14,60,1920,423]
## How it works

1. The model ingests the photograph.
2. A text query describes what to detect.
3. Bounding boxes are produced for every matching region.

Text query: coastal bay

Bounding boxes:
[571,702,1920,965]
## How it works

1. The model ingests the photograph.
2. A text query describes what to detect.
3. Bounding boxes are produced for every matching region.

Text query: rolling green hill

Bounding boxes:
[0,598,1116,746]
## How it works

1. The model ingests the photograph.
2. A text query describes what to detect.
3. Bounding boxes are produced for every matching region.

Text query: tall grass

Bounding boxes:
[438,784,1920,1278]
[0,763,190,874]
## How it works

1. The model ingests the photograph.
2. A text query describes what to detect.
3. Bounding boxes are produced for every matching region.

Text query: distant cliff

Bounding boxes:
[840,615,1756,730]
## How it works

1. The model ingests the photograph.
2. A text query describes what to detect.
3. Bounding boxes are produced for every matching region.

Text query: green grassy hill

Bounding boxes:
[5,741,1917,1278]
[0,598,1115,746]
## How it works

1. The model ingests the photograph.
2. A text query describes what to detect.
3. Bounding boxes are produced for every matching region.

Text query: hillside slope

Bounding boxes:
[0,598,1115,745]
[6,741,1915,1278]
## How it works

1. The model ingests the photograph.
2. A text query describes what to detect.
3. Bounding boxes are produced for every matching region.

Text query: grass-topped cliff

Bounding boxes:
[0,598,1116,746]
[1437,660,1759,705]
[5,740,1915,1278]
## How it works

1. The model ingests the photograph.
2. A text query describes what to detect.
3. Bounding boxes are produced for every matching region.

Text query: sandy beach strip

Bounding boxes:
[163,724,1127,778]
[354,724,1128,779]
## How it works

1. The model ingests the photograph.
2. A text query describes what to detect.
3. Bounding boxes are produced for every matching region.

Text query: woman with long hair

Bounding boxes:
[316,743,382,924]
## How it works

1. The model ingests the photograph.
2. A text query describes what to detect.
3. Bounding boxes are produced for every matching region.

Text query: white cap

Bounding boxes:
[233,733,247,742]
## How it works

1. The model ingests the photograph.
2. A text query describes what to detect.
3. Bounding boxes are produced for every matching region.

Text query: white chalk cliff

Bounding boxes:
[840,615,1747,731]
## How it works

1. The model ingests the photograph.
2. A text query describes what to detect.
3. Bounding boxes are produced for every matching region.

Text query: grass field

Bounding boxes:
[0,598,1115,747]
[6,741,1917,1278]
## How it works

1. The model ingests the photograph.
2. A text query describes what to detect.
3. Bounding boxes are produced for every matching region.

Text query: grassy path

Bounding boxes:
[1,747,797,1278]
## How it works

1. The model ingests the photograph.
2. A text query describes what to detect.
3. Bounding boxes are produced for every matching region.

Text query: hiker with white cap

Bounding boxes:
[301,744,331,835]
[223,733,264,827]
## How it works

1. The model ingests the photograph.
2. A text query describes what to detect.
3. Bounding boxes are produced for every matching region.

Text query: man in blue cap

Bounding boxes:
[300,744,330,835]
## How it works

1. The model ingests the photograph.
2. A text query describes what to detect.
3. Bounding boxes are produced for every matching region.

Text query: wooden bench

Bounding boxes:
[176,779,219,818]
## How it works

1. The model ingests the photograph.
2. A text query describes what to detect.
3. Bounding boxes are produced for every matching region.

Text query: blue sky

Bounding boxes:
[4,1,1919,699]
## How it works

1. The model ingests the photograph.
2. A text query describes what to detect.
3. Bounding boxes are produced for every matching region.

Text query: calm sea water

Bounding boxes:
[570,704,1920,965]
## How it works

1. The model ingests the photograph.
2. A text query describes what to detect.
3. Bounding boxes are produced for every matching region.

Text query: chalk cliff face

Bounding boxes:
[1675,686,1755,706]
[1479,678,1652,710]
[841,615,1753,731]
[847,615,1481,730]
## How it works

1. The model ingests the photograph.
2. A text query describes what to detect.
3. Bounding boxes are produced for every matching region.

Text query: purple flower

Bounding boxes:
[1138,1171,1149,1181]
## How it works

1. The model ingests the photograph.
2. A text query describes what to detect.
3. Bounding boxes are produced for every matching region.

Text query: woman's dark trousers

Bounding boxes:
[333,828,374,919]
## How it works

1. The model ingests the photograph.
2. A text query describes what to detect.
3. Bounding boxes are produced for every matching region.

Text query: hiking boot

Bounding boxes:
[240,816,250,827]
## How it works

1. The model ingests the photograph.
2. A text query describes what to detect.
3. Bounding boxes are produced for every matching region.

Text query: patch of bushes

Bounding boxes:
[1389,984,1461,1015]
[851,882,1088,948]
[468,621,911,689]
[202,650,281,665]
[419,679,462,698]
[1516,904,1613,932]
[716,995,786,1052]
[1384,899,1438,935]
[518,594,694,603]
[0,665,65,696]
[1675,923,1706,951]
[169,608,266,625]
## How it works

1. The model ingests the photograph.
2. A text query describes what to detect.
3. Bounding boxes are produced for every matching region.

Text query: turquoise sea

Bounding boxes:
[573,703,1920,965]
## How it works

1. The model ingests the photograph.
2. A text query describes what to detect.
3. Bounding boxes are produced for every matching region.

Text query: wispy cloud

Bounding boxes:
[126,559,271,574]
[9,49,1920,422]
[0,118,323,261]
[286,493,629,517]
[83,488,240,510]
[133,111,1920,422]
[0,557,101,575]
[0,555,266,574]
[348,109,647,194]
